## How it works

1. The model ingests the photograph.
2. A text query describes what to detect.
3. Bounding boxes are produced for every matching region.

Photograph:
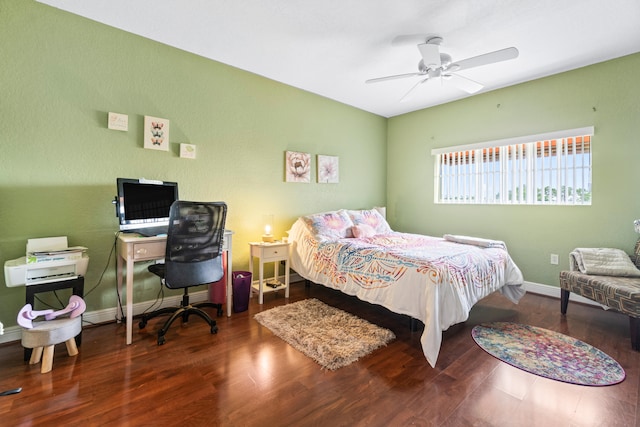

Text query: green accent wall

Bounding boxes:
[0,1,386,327]
[2,0,639,329]
[387,53,640,287]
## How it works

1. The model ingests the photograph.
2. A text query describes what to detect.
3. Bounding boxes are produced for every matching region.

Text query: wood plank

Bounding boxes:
[0,282,637,426]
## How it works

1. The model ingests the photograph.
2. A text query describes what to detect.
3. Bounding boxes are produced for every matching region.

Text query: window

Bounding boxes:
[432,127,593,205]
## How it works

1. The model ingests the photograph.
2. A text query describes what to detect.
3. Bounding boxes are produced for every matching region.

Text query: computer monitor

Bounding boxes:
[115,178,179,236]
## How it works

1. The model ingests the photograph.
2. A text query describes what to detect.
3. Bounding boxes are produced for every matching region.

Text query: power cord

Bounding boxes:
[22,232,119,329]
[140,281,165,316]
[84,231,117,298]
[112,231,127,322]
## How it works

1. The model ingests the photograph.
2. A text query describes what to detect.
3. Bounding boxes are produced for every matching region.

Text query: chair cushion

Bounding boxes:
[165,257,223,289]
[148,263,165,277]
[560,270,640,318]
[21,317,82,348]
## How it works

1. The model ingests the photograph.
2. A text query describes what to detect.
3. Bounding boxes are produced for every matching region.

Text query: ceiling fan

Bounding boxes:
[366,36,519,102]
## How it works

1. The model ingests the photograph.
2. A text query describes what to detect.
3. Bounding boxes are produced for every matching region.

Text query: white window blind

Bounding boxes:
[432,127,593,205]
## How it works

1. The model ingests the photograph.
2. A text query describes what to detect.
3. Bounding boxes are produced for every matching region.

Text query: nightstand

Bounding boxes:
[249,241,290,304]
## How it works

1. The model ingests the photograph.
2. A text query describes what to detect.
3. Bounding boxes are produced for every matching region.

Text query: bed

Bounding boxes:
[288,209,525,367]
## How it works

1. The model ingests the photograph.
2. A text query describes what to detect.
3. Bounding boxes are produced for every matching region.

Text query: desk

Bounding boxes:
[116,230,233,345]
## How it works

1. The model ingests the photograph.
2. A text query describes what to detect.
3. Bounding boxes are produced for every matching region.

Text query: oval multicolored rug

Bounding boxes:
[471,322,625,386]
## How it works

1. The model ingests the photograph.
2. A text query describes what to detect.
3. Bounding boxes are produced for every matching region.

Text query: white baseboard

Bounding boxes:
[523,280,600,307]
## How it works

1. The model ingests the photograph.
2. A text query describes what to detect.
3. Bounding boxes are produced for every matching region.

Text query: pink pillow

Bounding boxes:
[351,224,376,238]
[347,209,392,235]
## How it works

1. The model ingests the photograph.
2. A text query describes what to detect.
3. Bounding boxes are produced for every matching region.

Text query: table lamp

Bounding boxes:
[262,215,274,242]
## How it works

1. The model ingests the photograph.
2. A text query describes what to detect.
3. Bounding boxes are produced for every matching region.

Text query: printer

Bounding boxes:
[4,236,89,287]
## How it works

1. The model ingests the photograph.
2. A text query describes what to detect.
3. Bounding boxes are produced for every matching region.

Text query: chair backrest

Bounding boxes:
[163,201,227,289]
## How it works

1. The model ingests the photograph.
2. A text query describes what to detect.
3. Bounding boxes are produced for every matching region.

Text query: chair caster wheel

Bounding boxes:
[211,325,218,334]
[139,320,147,329]
[157,335,166,345]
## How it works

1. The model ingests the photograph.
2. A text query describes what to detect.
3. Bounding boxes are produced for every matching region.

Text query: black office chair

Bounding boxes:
[139,201,227,345]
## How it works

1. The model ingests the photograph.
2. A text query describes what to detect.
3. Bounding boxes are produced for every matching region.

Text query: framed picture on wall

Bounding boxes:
[317,155,339,183]
[180,143,197,159]
[144,116,170,151]
[285,151,311,183]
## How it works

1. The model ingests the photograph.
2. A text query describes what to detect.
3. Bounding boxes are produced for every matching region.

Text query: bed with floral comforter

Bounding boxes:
[288,209,525,367]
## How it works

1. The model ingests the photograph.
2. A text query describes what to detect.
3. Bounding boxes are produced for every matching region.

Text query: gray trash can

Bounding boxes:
[232,271,252,313]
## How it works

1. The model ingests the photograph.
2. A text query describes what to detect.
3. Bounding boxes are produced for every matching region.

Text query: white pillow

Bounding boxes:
[302,210,354,241]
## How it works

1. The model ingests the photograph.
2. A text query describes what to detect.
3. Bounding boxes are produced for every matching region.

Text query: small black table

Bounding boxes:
[23,276,84,361]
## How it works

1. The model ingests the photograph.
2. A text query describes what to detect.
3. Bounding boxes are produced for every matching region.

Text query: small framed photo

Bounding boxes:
[317,155,339,183]
[180,143,197,159]
[108,112,128,131]
[144,116,170,151]
[285,151,311,183]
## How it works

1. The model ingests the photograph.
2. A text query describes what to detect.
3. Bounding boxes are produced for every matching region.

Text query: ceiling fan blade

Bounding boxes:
[400,78,429,103]
[365,72,423,84]
[418,43,441,69]
[447,74,484,93]
[452,47,519,72]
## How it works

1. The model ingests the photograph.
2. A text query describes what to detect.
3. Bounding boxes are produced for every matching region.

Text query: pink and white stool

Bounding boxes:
[18,296,85,374]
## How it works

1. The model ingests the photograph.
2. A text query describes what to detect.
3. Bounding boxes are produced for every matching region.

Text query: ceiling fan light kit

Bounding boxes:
[367,35,519,101]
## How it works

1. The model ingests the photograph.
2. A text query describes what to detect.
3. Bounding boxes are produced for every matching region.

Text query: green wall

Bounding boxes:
[3,0,639,330]
[0,1,387,327]
[387,53,640,287]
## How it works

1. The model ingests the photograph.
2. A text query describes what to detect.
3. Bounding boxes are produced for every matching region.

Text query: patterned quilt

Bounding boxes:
[289,219,525,367]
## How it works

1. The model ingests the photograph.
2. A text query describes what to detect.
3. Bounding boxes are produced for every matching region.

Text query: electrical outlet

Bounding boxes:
[550,254,559,265]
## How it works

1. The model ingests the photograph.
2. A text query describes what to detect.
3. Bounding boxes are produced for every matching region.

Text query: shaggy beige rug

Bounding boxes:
[254,298,395,370]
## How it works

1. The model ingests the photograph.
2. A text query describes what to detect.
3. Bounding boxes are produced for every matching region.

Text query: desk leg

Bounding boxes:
[116,254,123,323]
[125,256,134,345]
[116,252,134,345]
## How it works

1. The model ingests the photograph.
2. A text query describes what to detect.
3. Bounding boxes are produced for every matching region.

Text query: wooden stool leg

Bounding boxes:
[65,338,78,356]
[29,347,43,365]
[41,345,55,373]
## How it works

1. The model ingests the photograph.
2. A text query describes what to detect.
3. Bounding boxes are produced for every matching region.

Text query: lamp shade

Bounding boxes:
[262,214,274,242]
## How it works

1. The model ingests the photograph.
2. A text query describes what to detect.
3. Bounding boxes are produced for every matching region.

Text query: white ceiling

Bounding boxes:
[37,0,640,118]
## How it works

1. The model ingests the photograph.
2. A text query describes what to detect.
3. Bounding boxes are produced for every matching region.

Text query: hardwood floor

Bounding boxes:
[1,282,638,426]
